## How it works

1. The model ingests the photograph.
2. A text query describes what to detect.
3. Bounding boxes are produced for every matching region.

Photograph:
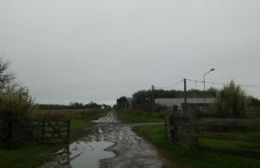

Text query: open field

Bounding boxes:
[0,109,107,168]
[116,110,164,123]
[134,124,260,168]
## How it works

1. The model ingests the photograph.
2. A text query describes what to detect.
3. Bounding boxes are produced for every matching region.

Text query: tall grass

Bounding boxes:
[0,87,34,118]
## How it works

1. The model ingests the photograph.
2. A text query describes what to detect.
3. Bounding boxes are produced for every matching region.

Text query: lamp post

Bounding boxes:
[203,68,215,103]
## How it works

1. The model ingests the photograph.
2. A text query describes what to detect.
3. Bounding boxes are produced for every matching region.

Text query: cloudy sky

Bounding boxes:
[1,0,260,105]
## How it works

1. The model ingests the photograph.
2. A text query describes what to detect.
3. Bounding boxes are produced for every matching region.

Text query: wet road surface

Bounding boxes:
[40,111,164,168]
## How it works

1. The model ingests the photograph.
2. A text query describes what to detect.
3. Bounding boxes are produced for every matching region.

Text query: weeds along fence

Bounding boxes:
[0,113,70,149]
[165,109,260,158]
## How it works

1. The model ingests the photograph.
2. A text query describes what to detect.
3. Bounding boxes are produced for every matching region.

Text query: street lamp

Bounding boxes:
[203,68,215,103]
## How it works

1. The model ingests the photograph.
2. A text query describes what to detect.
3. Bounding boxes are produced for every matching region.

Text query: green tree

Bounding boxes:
[116,96,129,109]
[215,80,249,118]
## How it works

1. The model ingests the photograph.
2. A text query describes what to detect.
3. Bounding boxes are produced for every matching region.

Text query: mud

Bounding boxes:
[39,111,164,168]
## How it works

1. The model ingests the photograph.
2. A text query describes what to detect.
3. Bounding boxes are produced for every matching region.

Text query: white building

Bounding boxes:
[155,98,216,111]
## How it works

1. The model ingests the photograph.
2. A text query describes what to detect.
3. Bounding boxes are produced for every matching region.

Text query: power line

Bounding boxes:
[155,79,183,90]
[186,78,260,88]
[153,78,260,92]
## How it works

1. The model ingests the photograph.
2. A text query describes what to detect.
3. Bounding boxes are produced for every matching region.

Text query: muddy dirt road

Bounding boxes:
[40,111,164,168]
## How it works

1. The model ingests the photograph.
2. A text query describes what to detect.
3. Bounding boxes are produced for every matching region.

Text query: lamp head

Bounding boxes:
[210,68,215,72]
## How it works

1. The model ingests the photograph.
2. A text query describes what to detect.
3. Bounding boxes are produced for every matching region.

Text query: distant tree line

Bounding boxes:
[115,89,218,111]
[117,84,260,114]
[249,96,260,106]
[37,101,111,110]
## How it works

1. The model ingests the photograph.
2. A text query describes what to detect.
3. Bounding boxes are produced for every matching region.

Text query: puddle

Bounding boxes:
[40,112,163,168]
[69,140,115,168]
[40,140,115,168]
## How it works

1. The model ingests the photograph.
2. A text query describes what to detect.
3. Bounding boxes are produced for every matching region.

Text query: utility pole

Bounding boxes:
[184,78,187,111]
[203,68,215,104]
[151,85,155,112]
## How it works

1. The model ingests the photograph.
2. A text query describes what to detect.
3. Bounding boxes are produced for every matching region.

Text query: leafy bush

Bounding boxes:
[215,81,249,118]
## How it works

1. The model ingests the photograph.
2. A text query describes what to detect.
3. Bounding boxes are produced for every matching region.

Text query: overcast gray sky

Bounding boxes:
[1,0,260,105]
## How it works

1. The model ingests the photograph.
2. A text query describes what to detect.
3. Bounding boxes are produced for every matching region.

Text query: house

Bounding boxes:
[155,98,216,111]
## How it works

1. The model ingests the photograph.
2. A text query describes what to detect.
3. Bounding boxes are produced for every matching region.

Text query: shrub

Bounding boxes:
[215,81,249,118]
[0,87,35,118]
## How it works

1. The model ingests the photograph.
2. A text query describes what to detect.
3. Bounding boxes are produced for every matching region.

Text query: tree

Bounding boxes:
[116,96,129,109]
[0,58,14,91]
[0,58,34,117]
[69,102,84,109]
[84,101,101,109]
[215,80,249,118]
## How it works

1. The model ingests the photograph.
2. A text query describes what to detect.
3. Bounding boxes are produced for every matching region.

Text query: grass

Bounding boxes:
[199,138,260,151]
[0,144,57,168]
[116,110,164,123]
[134,124,260,168]
[199,132,260,143]
[0,109,107,168]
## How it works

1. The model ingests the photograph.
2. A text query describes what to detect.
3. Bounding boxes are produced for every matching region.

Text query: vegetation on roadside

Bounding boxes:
[134,124,260,168]
[0,144,57,168]
[0,58,35,118]
[213,80,249,118]
[0,88,35,118]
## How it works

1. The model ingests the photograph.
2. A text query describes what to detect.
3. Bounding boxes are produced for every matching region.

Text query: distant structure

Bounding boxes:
[126,97,133,109]
[116,96,133,109]
[155,98,216,111]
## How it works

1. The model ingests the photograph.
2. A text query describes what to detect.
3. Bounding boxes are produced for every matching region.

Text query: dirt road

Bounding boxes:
[95,112,163,168]
[40,111,164,168]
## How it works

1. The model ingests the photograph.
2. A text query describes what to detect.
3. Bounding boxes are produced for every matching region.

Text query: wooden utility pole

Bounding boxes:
[151,85,155,112]
[184,78,187,111]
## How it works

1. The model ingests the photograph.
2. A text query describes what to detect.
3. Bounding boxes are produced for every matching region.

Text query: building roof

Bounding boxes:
[155,98,216,107]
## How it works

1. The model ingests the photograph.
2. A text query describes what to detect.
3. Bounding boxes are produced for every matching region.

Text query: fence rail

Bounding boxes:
[165,110,260,158]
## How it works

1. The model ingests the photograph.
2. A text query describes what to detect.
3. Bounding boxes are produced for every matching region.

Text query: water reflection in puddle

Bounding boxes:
[69,140,115,168]
[41,140,115,168]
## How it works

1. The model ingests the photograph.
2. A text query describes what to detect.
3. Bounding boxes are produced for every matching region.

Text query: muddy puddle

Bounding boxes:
[39,139,115,168]
[68,140,115,168]
[40,111,163,168]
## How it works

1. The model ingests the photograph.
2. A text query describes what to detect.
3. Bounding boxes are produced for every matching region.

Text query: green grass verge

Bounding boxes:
[0,144,56,168]
[134,124,260,168]
[117,110,164,123]
[0,110,107,168]
[199,138,260,151]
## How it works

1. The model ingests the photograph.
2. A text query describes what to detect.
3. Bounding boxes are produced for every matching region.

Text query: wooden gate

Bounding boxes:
[0,115,70,149]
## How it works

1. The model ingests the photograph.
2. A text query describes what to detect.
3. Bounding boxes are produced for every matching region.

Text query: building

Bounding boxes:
[155,98,216,111]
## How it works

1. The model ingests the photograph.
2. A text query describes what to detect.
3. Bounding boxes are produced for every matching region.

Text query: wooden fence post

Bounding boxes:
[41,120,45,144]
[66,119,71,153]
[7,112,13,149]
[189,110,198,154]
